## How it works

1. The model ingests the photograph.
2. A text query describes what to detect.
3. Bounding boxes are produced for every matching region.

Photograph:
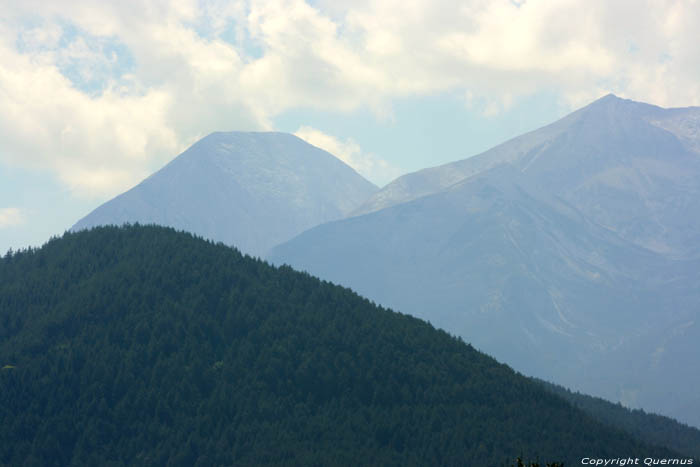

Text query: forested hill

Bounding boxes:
[535,379,700,460]
[0,225,686,466]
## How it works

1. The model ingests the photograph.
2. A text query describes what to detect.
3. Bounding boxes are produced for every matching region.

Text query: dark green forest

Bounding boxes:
[536,379,700,459]
[0,225,690,466]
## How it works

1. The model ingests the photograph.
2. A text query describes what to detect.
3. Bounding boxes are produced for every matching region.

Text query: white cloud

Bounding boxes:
[0,2,265,198]
[336,0,700,108]
[1,0,699,197]
[294,126,401,186]
[0,208,24,228]
[0,39,181,196]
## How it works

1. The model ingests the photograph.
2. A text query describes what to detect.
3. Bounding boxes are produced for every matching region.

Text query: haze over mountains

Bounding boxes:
[270,95,700,428]
[72,132,377,257]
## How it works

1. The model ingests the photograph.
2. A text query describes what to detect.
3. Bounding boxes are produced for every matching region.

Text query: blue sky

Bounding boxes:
[2,0,699,253]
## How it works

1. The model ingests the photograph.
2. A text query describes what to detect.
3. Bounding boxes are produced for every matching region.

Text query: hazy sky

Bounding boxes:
[2,0,699,252]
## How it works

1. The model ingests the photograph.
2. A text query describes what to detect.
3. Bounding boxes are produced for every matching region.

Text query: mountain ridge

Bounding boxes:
[354,95,700,258]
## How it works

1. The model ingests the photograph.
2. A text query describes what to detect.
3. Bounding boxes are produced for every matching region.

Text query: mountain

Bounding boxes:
[269,95,700,428]
[0,225,689,466]
[71,132,377,257]
[354,94,700,257]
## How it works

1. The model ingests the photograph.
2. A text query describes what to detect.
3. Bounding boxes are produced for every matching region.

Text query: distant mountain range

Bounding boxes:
[68,95,700,429]
[270,95,700,428]
[72,132,377,257]
[0,225,693,465]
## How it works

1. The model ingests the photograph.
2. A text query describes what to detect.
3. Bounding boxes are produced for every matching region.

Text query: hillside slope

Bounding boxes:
[0,225,686,466]
[535,378,700,460]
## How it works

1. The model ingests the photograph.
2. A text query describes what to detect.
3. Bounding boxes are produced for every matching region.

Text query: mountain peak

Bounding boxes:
[597,92,620,101]
[71,131,377,257]
[184,131,317,157]
[582,93,666,116]
[584,92,632,109]
[352,94,697,217]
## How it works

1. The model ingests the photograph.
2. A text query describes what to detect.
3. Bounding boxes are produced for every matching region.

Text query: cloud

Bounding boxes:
[0,208,24,228]
[333,0,700,109]
[1,0,699,197]
[0,42,180,197]
[294,126,401,186]
[0,1,265,198]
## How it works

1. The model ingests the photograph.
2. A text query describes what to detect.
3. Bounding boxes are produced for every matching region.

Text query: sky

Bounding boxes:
[1,0,699,253]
